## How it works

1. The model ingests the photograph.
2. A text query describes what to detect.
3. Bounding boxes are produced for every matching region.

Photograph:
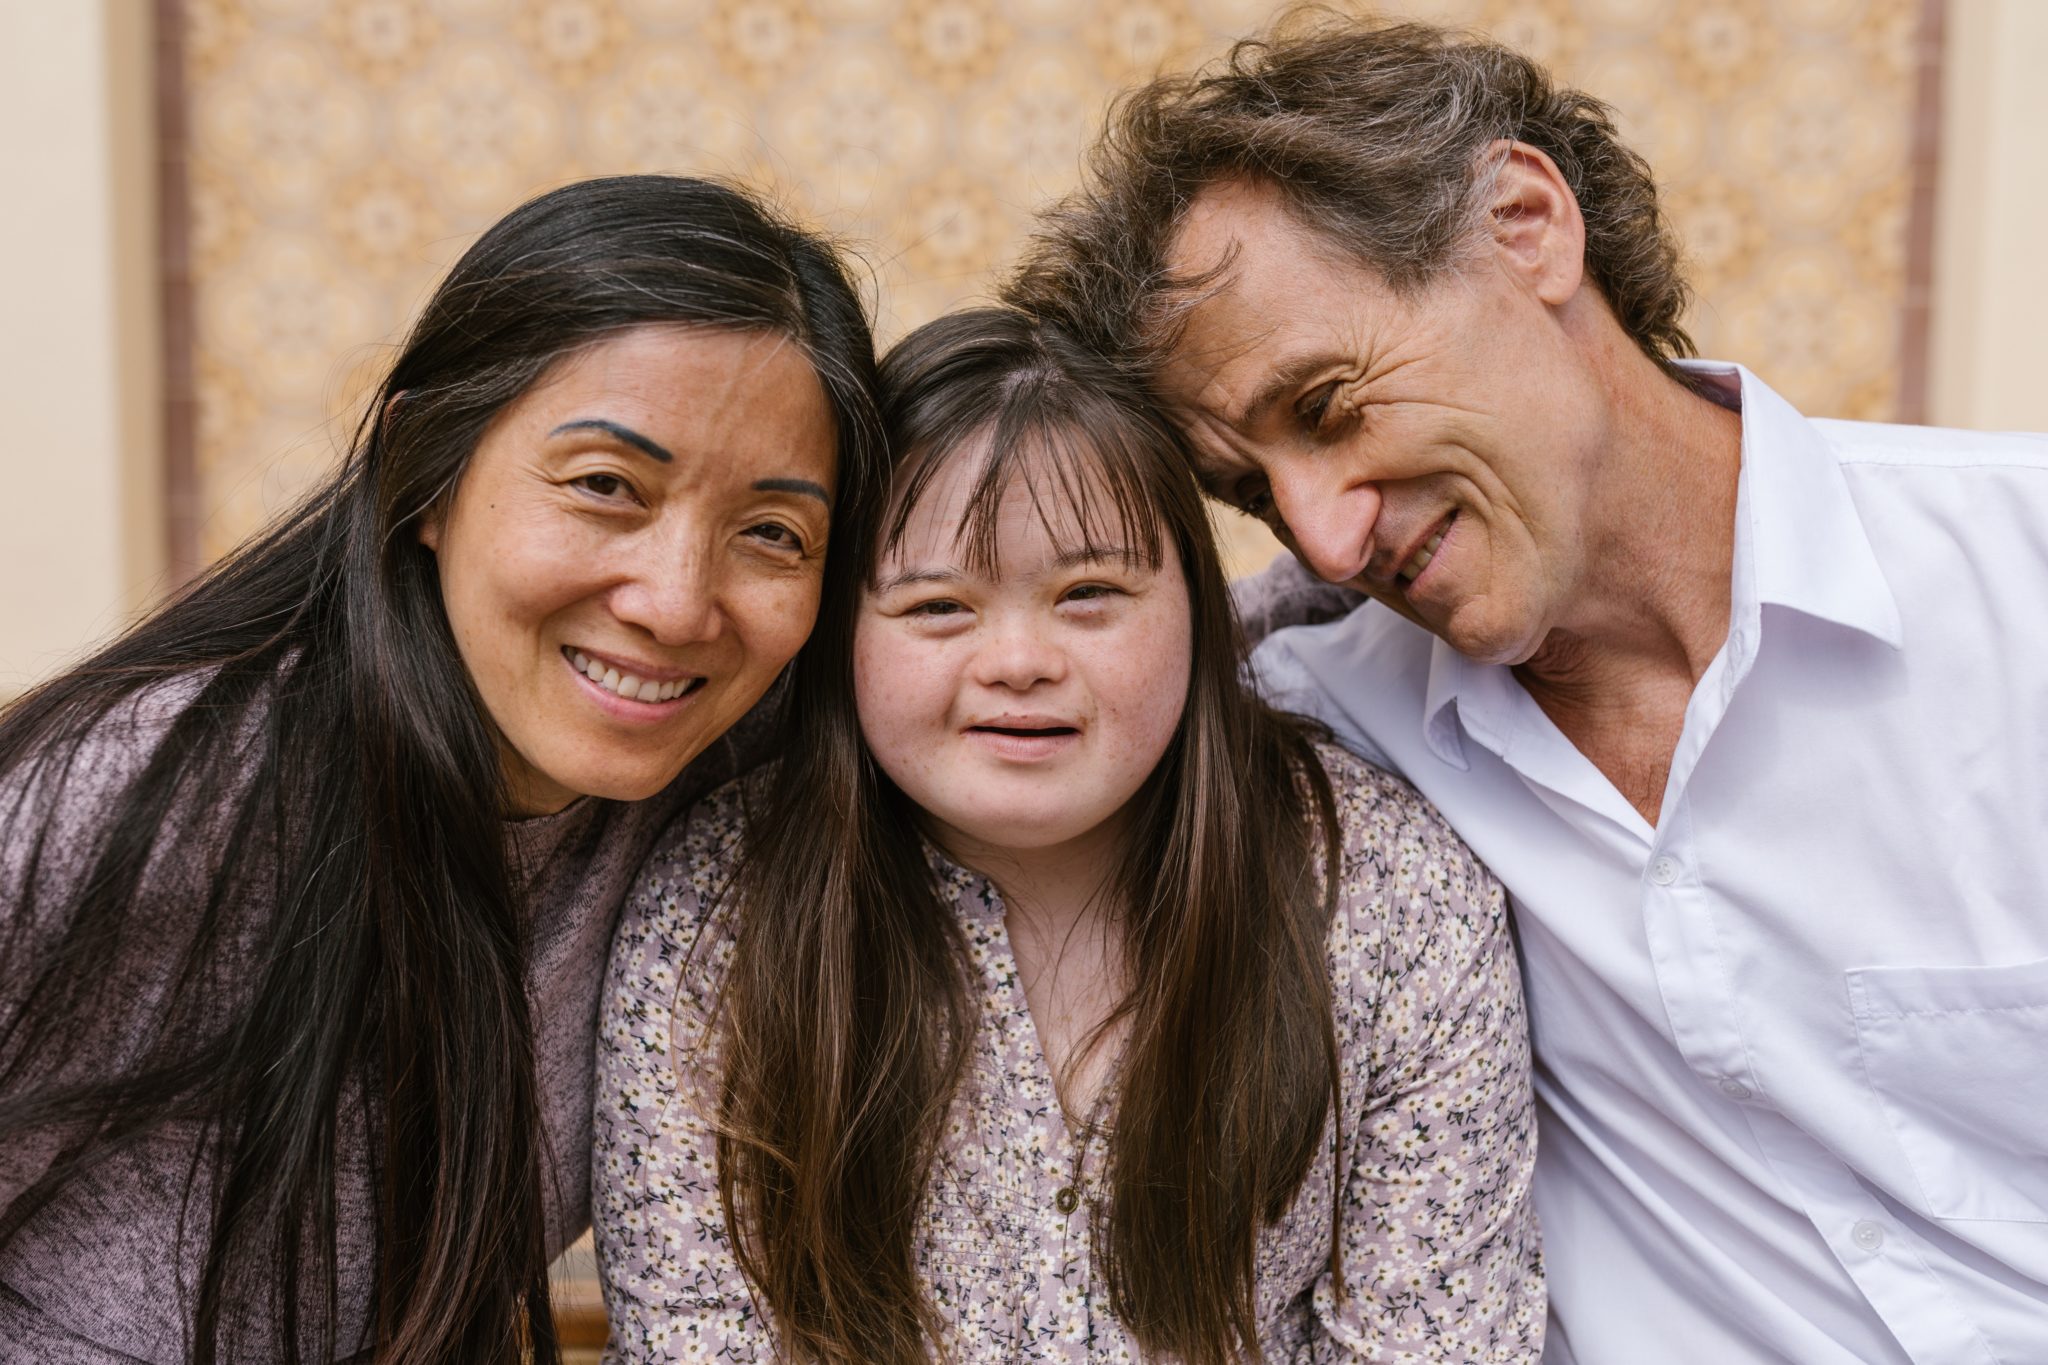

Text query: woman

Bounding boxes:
[0,175,883,1363]
[594,308,1542,1363]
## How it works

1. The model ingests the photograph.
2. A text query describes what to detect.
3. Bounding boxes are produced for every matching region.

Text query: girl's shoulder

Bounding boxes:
[1308,739,1469,861]
[1304,737,1508,943]
[614,766,770,951]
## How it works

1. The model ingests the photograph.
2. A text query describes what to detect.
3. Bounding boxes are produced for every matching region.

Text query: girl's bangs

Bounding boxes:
[878,398,1169,581]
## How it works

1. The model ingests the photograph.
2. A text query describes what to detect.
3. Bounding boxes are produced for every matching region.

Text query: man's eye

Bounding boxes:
[1235,480,1274,520]
[1297,384,1337,431]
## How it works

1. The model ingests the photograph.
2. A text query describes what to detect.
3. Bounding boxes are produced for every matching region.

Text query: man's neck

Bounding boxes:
[1515,350,1744,823]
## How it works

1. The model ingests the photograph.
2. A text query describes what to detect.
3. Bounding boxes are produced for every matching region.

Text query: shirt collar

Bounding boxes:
[1419,359,1902,769]
[1681,360,1903,651]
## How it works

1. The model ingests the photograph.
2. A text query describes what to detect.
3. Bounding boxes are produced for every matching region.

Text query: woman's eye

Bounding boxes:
[1063,583,1121,604]
[746,522,806,553]
[907,599,965,618]
[573,472,633,501]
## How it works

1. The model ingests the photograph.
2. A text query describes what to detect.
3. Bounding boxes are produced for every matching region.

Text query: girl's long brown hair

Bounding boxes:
[715,307,1342,1365]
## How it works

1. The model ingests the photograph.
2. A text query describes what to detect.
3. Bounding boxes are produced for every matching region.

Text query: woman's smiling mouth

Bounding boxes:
[563,646,706,705]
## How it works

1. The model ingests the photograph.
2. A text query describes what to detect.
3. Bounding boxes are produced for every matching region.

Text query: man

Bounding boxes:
[1009,17,2047,1365]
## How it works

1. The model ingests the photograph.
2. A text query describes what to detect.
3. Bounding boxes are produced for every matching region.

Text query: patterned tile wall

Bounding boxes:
[183,0,1921,569]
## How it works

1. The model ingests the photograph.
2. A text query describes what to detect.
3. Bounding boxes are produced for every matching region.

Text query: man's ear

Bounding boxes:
[1483,139,1586,307]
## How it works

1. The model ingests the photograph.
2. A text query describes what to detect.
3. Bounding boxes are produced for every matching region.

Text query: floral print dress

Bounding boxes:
[592,744,1544,1362]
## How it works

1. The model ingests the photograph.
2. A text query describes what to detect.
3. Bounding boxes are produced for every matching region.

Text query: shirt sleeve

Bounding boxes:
[591,782,778,1363]
[1307,750,1544,1363]
[1231,552,1369,644]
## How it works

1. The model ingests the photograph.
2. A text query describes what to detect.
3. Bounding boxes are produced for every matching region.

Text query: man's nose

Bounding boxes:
[612,541,723,646]
[1270,466,1380,585]
[970,612,1066,691]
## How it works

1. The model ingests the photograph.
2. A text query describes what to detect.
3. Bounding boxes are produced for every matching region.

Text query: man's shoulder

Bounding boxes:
[1252,600,1435,688]
[1810,416,2048,477]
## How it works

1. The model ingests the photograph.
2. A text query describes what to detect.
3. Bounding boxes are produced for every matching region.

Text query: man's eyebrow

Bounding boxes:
[753,477,832,507]
[1231,352,1339,431]
[549,418,672,463]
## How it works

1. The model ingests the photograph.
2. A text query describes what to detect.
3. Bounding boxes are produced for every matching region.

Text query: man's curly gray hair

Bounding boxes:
[1007,12,1695,370]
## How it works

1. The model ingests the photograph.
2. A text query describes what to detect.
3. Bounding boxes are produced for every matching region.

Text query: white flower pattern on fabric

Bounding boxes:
[592,744,1544,1362]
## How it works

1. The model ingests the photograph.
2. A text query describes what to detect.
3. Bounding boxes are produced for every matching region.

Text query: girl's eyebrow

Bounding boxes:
[873,566,962,593]
[1051,545,1141,570]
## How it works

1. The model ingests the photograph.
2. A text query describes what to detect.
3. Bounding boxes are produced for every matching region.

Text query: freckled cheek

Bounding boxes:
[852,624,960,768]
[724,572,829,672]
[1090,612,1193,764]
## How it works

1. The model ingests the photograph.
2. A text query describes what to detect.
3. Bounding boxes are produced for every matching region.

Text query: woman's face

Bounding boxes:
[422,325,838,816]
[854,442,1194,862]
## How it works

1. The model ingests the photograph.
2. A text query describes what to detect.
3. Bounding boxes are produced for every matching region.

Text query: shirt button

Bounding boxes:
[1852,1220,1885,1252]
[1648,856,1681,886]
[1055,1186,1080,1214]
[1719,1079,1753,1101]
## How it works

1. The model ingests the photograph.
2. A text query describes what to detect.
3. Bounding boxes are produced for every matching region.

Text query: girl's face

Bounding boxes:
[854,440,1194,862]
[422,325,838,816]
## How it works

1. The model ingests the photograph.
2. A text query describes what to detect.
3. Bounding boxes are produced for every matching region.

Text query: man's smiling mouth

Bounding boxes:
[1398,513,1455,585]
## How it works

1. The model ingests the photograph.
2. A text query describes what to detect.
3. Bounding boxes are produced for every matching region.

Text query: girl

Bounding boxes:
[0,176,883,1363]
[594,308,1542,1363]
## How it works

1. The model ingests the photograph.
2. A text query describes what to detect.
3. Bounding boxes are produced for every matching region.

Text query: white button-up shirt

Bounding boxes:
[1251,363,2048,1365]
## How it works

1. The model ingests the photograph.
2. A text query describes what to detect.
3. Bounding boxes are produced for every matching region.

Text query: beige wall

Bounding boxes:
[1928,0,2048,431]
[0,0,164,698]
[4,2,2048,700]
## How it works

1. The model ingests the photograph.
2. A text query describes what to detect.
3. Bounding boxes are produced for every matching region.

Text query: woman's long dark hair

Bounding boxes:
[715,307,1342,1365]
[0,175,883,1364]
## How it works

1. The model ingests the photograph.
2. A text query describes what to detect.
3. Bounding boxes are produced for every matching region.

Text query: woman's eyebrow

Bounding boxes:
[753,477,832,507]
[549,418,673,463]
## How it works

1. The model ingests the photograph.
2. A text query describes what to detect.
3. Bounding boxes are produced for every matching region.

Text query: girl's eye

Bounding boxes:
[907,599,965,618]
[746,522,806,553]
[1063,583,1121,604]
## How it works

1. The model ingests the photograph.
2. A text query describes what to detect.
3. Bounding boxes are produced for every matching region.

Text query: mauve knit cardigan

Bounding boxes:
[0,679,772,1362]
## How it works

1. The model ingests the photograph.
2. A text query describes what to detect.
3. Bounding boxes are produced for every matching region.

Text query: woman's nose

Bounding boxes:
[610,543,723,646]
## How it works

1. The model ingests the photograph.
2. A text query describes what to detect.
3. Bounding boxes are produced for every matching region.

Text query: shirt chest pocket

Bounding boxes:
[1847,954,2048,1223]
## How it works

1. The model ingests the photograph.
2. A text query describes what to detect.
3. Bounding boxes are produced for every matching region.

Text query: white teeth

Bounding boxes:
[566,647,693,702]
[1398,528,1448,584]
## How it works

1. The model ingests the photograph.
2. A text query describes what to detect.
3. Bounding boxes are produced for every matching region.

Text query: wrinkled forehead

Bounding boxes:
[1151,183,1358,412]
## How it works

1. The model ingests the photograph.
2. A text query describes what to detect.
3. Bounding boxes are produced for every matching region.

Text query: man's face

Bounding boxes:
[1156,178,1609,667]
